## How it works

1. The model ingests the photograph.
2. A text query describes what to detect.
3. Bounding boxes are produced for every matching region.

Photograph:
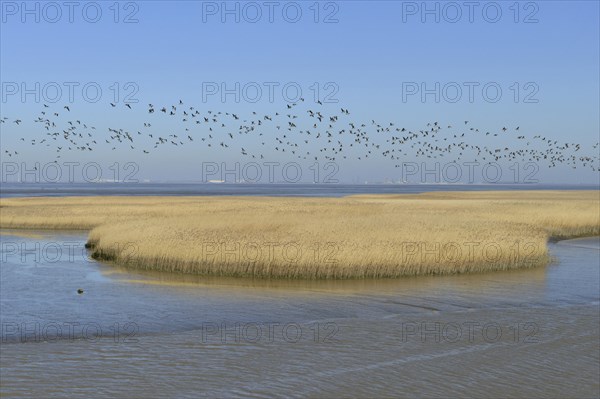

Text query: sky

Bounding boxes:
[1,0,599,184]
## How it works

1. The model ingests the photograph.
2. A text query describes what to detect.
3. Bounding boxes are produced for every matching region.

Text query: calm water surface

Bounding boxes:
[0,231,598,398]
[1,182,598,198]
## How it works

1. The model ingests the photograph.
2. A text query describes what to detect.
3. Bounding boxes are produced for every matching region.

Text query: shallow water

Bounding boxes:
[1,232,598,398]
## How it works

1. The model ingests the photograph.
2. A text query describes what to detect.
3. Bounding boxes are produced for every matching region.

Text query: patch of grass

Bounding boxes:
[1,191,598,278]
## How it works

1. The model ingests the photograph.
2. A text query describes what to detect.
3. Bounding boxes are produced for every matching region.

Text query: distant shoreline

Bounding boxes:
[1,183,599,199]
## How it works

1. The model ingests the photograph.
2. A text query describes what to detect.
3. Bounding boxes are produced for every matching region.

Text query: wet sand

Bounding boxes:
[1,233,598,398]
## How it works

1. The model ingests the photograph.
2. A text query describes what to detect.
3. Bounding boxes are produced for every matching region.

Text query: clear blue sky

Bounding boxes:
[1,1,599,184]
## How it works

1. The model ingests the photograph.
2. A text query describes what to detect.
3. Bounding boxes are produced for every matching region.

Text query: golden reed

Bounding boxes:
[1,191,598,278]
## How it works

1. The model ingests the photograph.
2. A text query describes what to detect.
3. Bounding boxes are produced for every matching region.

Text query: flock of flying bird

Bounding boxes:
[2,99,599,172]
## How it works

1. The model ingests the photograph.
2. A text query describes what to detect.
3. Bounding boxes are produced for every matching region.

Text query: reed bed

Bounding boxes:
[1,191,598,278]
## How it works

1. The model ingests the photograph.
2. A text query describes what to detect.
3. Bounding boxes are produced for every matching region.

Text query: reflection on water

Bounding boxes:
[1,232,598,398]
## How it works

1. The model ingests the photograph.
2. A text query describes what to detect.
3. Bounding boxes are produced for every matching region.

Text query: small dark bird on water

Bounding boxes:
[77,288,84,294]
